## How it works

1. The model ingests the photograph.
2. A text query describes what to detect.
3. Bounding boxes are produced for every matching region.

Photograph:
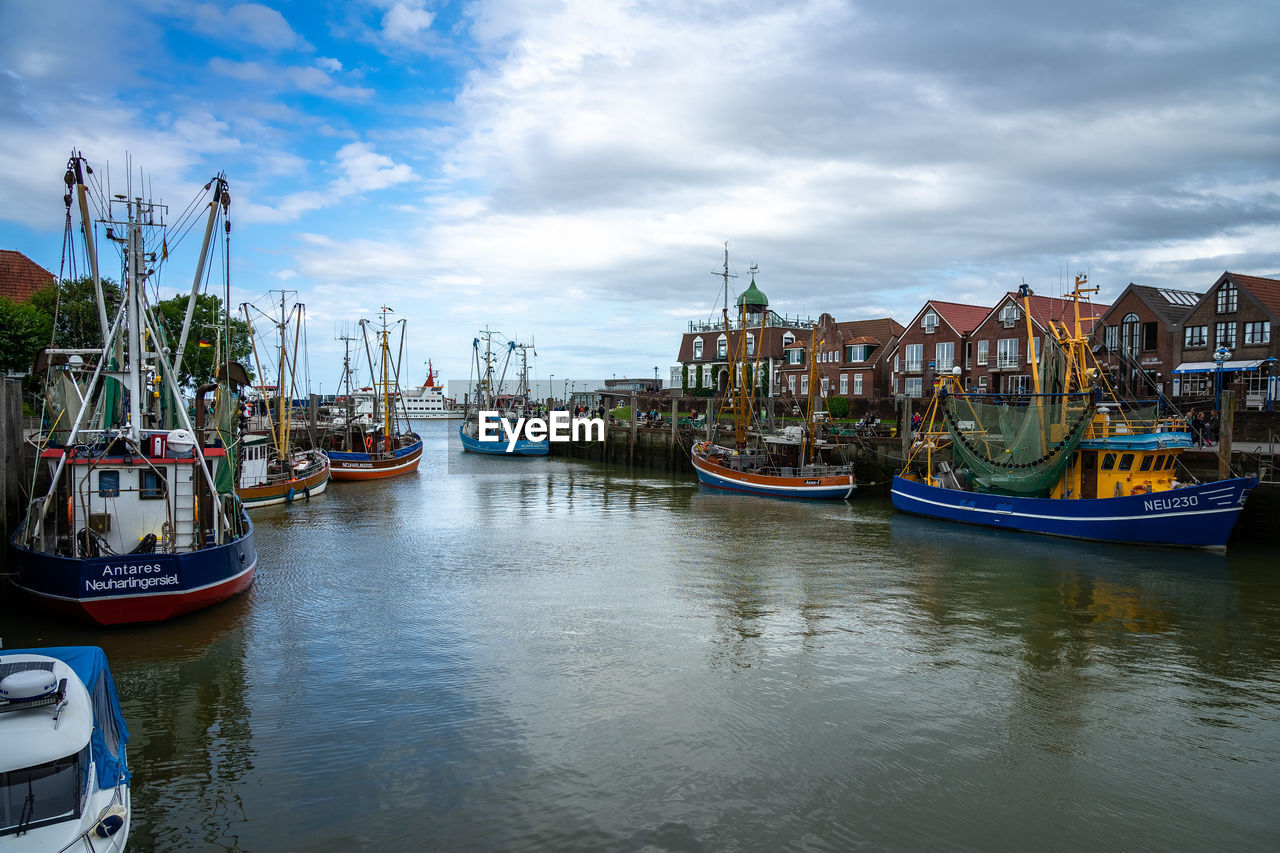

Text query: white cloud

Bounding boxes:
[188,2,309,50]
[382,2,436,45]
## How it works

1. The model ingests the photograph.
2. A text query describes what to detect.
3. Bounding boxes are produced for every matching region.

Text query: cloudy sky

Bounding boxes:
[1,0,1277,390]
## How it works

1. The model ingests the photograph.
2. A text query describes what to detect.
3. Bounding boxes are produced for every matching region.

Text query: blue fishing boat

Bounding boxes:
[458,328,550,456]
[1,646,130,851]
[892,275,1256,549]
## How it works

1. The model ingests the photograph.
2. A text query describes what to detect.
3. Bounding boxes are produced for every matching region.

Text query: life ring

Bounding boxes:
[67,496,74,526]
[364,435,373,452]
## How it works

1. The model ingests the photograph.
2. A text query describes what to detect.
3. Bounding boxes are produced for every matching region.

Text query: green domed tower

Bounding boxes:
[736,276,768,320]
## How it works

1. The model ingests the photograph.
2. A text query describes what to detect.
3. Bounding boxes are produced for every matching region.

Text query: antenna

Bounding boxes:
[713,240,738,314]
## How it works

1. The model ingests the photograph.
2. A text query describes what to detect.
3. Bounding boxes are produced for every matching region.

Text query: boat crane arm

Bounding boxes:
[172,176,229,385]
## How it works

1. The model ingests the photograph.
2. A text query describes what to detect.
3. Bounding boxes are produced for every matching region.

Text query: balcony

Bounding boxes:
[904,360,923,373]
[994,355,1020,370]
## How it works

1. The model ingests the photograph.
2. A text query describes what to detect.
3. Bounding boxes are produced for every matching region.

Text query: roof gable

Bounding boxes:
[0,250,55,303]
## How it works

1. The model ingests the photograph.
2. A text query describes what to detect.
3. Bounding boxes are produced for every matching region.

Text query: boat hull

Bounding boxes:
[7,517,258,626]
[458,425,550,456]
[238,459,331,507]
[328,435,423,480]
[890,474,1256,548]
[691,446,855,500]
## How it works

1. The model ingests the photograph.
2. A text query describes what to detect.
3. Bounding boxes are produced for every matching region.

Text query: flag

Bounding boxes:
[198,339,211,348]
[161,238,168,260]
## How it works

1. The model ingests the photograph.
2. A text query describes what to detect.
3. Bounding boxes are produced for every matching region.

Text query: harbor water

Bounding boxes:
[3,419,1279,851]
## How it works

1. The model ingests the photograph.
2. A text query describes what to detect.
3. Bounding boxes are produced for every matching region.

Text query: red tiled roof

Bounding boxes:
[1225,271,1280,317]
[926,300,991,335]
[990,292,1110,334]
[0,250,55,303]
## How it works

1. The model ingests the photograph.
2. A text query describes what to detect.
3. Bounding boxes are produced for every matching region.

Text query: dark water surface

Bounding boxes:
[4,420,1279,851]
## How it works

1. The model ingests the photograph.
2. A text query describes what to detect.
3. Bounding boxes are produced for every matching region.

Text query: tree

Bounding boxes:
[27,276,123,350]
[0,297,53,373]
[826,396,850,419]
[153,293,252,388]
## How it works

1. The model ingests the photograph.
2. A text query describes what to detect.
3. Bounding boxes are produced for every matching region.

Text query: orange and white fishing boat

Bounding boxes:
[690,247,855,500]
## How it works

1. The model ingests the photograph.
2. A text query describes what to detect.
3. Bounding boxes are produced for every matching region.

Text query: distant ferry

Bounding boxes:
[355,361,464,420]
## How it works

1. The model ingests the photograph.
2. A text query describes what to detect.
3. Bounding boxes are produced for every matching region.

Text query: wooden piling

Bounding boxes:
[1219,390,1235,481]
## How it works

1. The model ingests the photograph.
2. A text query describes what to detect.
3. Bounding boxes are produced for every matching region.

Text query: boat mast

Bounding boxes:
[713,242,737,444]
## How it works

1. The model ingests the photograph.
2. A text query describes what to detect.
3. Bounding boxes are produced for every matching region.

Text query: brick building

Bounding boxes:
[776,314,903,401]
[1092,284,1200,398]
[1171,271,1280,409]
[886,300,990,397]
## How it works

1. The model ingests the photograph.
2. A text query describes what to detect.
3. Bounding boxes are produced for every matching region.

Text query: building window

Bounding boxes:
[965,341,972,369]
[1104,325,1119,351]
[801,375,809,395]
[839,373,848,394]
[1121,313,1140,354]
[1142,322,1158,351]
[820,376,829,395]
[788,375,797,394]
[717,334,727,358]
[996,338,1019,369]
[1010,374,1031,392]
[98,471,120,497]
[703,365,712,386]
[905,343,923,372]
[786,348,804,365]
[999,304,1021,328]
[1215,321,1237,348]
[1184,325,1207,348]
[782,332,795,347]
[922,310,938,334]
[693,338,703,360]
[1244,321,1270,345]
[1217,282,1237,313]
[905,377,923,397]
[976,340,988,366]
[977,375,988,387]
[845,344,868,362]
[893,354,899,373]
[935,341,954,372]
[140,468,166,500]
[853,373,863,395]
[746,333,755,356]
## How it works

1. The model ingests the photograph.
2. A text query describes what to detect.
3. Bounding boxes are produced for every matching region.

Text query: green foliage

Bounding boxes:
[681,364,688,391]
[759,367,769,396]
[153,293,253,388]
[27,276,122,350]
[826,396,850,419]
[0,297,53,373]
[694,364,702,389]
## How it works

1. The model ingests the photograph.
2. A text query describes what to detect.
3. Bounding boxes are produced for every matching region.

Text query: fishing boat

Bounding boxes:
[458,329,549,455]
[690,250,855,499]
[0,646,130,851]
[891,276,1256,548]
[7,153,257,625]
[356,361,463,419]
[237,290,330,506]
[324,307,423,480]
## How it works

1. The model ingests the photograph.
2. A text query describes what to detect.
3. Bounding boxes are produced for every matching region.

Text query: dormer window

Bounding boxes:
[746,333,755,356]
[922,310,938,334]
[999,304,1021,328]
[717,334,727,358]
[1217,282,1237,313]
[781,332,795,347]
[693,338,704,360]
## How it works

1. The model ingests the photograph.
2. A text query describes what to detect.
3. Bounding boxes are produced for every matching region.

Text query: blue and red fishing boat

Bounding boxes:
[8,153,258,625]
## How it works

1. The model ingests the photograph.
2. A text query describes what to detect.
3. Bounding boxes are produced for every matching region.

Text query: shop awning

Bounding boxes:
[1171,359,1265,374]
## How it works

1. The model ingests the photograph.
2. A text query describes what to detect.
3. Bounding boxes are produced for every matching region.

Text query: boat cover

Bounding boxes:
[5,646,130,788]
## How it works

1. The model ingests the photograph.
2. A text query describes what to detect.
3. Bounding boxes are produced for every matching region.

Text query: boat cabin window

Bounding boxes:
[1118,454,1134,471]
[98,470,120,497]
[1139,456,1154,472]
[140,468,166,500]
[1165,454,1177,470]
[1101,453,1117,470]
[0,746,86,836]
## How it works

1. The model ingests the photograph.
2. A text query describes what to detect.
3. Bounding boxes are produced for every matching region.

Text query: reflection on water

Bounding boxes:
[2,419,1279,851]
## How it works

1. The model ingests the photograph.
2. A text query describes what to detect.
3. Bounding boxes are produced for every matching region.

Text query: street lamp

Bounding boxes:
[549,374,554,405]
[1214,345,1231,409]
[1265,357,1278,411]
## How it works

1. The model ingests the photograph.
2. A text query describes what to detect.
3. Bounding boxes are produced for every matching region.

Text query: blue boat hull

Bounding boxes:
[8,509,258,625]
[458,425,549,456]
[890,474,1256,549]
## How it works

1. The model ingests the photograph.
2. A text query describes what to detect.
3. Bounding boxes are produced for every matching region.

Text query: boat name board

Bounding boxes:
[85,561,181,593]
[477,411,604,452]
